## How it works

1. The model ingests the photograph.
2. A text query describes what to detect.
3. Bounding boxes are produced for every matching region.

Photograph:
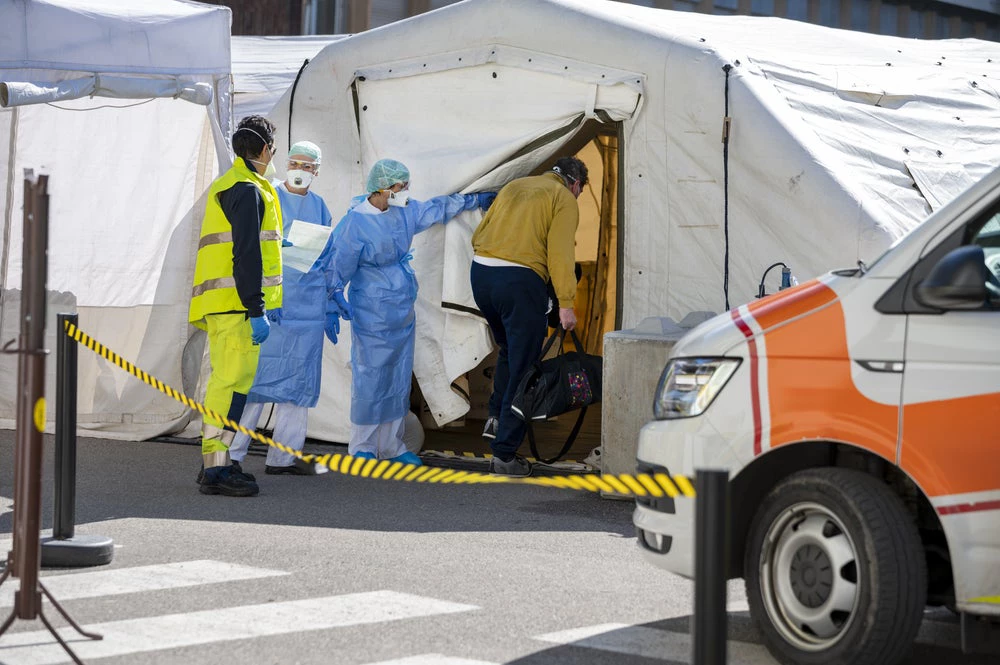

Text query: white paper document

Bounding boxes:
[282,220,332,272]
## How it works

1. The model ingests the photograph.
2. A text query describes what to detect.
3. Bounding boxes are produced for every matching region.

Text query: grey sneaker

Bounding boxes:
[482,416,499,440]
[489,454,532,477]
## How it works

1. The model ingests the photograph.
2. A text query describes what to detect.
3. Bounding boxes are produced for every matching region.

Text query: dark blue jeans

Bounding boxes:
[470,262,548,461]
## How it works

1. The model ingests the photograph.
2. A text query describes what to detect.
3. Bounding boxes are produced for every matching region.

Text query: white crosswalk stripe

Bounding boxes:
[0,559,289,608]
[0,556,966,665]
[0,590,478,665]
[362,656,498,665]
[535,623,778,664]
[533,617,965,664]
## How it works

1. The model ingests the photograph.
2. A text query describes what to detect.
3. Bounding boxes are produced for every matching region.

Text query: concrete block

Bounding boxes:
[600,314,714,499]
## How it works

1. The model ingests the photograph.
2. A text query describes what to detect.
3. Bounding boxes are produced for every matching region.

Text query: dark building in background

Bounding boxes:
[214,0,1000,40]
[204,0,303,35]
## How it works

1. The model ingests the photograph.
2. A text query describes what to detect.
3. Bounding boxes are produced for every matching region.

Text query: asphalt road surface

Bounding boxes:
[0,432,994,664]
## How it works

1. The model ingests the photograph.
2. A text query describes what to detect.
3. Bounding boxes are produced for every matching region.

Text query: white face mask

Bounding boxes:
[249,151,276,179]
[286,169,314,189]
[387,189,410,207]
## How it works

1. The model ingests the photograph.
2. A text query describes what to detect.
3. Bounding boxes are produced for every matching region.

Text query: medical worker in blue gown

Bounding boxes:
[229,141,336,475]
[328,159,495,465]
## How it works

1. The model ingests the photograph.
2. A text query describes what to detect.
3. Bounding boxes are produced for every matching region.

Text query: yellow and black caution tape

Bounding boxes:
[64,320,695,499]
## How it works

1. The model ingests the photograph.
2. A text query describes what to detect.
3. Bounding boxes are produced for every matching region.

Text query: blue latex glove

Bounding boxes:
[324,312,341,344]
[282,238,294,247]
[266,307,283,324]
[476,191,497,211]
[249,316,270,345]
[330,289,353,321]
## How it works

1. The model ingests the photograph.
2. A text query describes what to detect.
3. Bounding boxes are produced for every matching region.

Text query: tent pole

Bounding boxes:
[0,107,19,334]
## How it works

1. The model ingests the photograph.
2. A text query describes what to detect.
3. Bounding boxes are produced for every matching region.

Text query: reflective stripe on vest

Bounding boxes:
[191,274,283,298]
[198,229,282,250]
[188,158,283,329]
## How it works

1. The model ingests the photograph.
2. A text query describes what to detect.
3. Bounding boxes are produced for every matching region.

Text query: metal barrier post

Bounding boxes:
[692,468,730,665]
[9,171,48,620]
[40,313,114,567]
[0,171,102,663]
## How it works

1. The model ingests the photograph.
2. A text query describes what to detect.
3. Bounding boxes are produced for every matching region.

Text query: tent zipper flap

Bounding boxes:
[505,113,586,165]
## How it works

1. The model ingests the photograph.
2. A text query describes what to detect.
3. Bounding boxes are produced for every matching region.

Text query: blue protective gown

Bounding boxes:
[330,193,479,425]
[247,184,333,407]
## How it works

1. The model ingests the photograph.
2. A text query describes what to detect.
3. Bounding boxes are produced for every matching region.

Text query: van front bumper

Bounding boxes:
[633,466,696,578]
[632,416,741,579]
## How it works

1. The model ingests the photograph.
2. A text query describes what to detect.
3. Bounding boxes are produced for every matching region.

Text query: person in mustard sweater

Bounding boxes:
[470,156,588,477]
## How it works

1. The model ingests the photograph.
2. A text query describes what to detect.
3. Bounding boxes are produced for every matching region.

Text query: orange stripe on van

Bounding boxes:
[902,393,1000,497]
[755,283,898,462]
[748,279,838,331]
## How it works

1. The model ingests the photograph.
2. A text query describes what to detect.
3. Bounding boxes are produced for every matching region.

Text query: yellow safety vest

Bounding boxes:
[189,157,283,330]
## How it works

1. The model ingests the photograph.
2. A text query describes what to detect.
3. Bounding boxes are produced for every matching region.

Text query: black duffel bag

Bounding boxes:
[510,327,603,464]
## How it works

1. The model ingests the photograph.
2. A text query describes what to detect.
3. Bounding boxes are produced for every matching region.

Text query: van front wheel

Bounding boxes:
[744,468,926,665]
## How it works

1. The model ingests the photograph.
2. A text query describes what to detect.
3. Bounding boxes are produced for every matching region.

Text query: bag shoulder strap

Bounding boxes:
[526,406,587,465]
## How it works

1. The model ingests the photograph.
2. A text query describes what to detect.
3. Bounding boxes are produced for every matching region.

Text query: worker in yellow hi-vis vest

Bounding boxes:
[189,115,283,497]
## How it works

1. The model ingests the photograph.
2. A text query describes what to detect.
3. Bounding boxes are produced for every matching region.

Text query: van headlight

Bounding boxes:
[653,358,740,419]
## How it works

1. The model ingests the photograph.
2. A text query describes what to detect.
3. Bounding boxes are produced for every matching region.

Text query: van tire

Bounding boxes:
[744,467,926,665]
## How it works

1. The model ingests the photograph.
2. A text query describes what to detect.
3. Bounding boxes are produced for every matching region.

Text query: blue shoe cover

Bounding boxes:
[354,452,376,460]
[389,451,423,466]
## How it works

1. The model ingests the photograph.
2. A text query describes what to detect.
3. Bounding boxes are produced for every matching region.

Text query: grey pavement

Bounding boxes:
[0,431,993,665]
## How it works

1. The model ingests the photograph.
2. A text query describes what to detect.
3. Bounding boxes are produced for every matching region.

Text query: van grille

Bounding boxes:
[635,461,676,514]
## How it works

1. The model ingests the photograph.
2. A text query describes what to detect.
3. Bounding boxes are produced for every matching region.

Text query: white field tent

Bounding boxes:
[270,0,1000,443]
[232,35,347,120]
[0,0,232,439]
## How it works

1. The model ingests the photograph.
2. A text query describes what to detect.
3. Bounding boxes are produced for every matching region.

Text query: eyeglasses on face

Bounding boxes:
[288,160,319,172]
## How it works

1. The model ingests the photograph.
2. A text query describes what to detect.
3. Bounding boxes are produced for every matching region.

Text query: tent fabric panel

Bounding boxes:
[354,43,645,96]
[0,301,194,440]
[2,98,210,308]
[757,58,1000,240]
[232,35,347,123]
[356,64,640,198]
[906,160,984,212]
[232,35,348,96]
[0,0,232,76]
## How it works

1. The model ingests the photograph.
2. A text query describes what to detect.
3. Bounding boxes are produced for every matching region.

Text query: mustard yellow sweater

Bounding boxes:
[471,172,579,306]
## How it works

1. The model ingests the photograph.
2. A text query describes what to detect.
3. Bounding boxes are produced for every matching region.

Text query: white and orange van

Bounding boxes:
[633,168,1000,665]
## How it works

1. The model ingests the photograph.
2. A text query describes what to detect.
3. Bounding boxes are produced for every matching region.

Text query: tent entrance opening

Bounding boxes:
[421,121,621,464]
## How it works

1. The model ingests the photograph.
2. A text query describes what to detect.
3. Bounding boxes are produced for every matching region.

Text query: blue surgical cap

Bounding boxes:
[366,159,410,193]
[288,140,321,162]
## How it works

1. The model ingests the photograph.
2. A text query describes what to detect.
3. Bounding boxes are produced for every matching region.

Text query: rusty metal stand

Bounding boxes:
[0,172,101,664]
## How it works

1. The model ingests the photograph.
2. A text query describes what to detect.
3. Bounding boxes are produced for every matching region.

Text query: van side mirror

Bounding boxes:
[914,245,993,310]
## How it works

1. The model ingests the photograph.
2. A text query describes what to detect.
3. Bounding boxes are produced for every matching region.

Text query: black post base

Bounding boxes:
[40,535,114,568]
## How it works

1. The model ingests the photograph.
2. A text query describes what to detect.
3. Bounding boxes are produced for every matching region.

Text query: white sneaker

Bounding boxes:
[584,446,603,471]
[482,416,499,440]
